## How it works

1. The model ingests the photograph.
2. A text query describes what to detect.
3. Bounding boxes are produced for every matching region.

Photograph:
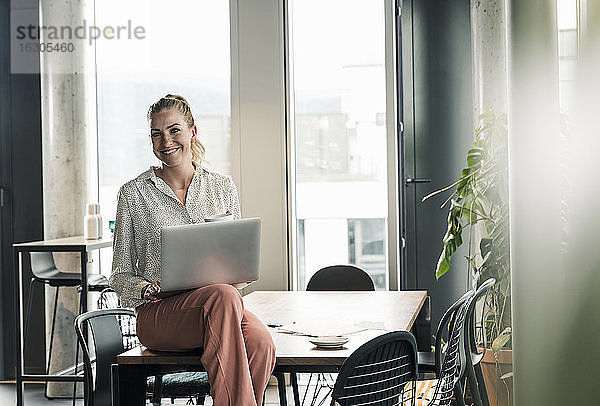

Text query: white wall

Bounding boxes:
[231,0,289,291]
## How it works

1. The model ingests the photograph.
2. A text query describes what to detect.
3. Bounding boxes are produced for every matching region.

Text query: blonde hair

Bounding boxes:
[147,94,207,168]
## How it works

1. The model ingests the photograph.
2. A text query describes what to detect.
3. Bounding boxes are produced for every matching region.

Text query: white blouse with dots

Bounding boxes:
[109,166,241,309]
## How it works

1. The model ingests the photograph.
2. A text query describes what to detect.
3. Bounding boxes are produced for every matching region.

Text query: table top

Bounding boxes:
[118,290,427,368]
[244,291,427,366]
[13,235,113,250]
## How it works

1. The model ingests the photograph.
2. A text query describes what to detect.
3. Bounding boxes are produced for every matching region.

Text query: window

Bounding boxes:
[94,0,231,270]
[289,0,392,290]
[557,0,578,117]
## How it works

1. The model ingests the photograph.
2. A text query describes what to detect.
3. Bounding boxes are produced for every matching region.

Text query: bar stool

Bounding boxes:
[23,251,110,399]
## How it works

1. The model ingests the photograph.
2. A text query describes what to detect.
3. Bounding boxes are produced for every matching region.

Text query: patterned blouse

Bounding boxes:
[109,166,241,309]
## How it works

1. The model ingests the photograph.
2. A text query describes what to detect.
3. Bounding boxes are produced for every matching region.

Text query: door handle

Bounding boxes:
[405,177,431,185]
[0,187,7,207]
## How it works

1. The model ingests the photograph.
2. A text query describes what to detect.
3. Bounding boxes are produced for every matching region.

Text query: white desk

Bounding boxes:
[13,236,113,406]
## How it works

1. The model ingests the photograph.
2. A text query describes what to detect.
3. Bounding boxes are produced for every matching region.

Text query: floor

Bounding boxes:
[0,376,333,405]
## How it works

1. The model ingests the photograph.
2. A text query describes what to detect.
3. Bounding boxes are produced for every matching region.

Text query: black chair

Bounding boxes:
[410,289,475,405]
[23,251,109,399]
[306,265,375,291]
[75,308,134,406]
[330,331,419,406]
[417,290,474,376]
[464,278,496,406]
[297,265,375,405]
[75,308,211,406]
[96,288,211,405]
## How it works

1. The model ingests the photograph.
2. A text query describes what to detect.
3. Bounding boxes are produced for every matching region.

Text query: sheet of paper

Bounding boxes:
[355,320,387,330]
[277,317,384,337]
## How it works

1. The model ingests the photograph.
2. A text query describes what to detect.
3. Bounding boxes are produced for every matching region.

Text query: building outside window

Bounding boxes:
[289,0,391,290]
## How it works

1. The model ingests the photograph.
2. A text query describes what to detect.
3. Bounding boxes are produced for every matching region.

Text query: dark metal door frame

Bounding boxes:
[0,0,44,379]
[397,0,474,329]
[0,0,11,379]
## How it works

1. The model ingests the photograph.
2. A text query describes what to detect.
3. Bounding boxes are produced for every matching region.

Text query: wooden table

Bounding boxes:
[116,290,428,406]
[13,236,113,406]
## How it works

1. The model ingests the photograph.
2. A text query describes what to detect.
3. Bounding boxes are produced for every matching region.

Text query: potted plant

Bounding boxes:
[422,110,512,405]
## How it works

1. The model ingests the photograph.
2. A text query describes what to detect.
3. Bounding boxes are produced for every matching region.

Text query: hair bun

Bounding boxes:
[164,94,190,107]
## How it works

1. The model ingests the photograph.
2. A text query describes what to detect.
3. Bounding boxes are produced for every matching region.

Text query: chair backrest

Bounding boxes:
[75,308,135,406]
[331,331,418,406]
[465,278,496,362]
[97,288,140,350]
[432,290,474,376]
[97,287,120,309]
[428,289,474,406]
[307,265,375,291]
[29,252,57,275]
[464,278,496,406]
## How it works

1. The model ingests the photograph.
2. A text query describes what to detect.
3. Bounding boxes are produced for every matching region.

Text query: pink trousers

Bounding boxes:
[135,284,276,406]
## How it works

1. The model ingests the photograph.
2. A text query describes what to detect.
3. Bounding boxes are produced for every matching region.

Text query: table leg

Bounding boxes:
[118,364,146,406]
[73,249,89,401]
[15,249,24,406]
[80,249,88,313]
[274,372,288,406]
[111,364,119,406]
[412,295,431,351]
[290,372,300,406]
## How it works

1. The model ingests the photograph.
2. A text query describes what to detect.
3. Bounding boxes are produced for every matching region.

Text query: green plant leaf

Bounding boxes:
[465,255,478,274]
[480,238,493,258]
[425,110,511,348]
[456,178,471,199]
[466,147,484,168]
[492,327,512,353]
[436,253,450,279]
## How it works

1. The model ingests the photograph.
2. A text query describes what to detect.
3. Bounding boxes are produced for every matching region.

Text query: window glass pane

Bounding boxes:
[290,0,388,290]
[94,0,230,270]
[557,0,578,117]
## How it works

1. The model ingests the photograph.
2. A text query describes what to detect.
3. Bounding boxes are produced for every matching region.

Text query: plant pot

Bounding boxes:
[480,348,513,406]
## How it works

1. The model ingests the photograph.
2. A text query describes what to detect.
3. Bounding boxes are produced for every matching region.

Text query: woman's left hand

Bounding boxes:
[142,280,162,300]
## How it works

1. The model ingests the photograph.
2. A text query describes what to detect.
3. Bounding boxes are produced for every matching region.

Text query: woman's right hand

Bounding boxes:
[142,281,162,300]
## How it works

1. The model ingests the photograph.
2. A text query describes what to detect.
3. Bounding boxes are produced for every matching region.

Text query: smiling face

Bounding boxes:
[150,108,197,169]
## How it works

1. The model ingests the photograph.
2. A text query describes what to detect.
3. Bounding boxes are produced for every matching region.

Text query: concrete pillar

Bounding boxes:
[471,0,508,116]
[39,0,96,396]
[470,3,512,404]
[469,0,509,295]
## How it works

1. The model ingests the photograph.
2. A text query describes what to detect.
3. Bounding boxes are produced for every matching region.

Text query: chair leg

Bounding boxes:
[454,382,466,406]
[474,363,490,406]
[302,373,315,406]
[310,374,324,406]
[465,364,483,406]
[315,387,333,406]
[73,289,85,406]
[151,375,163,405]
[23,278,37,351]
[274,372,288,406]
[44,286,60,399]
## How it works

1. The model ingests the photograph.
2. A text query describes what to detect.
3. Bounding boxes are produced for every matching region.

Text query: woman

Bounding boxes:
[109,94,276,406]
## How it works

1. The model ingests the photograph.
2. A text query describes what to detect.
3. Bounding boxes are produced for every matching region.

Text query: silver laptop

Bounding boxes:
[159,217,261,295]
